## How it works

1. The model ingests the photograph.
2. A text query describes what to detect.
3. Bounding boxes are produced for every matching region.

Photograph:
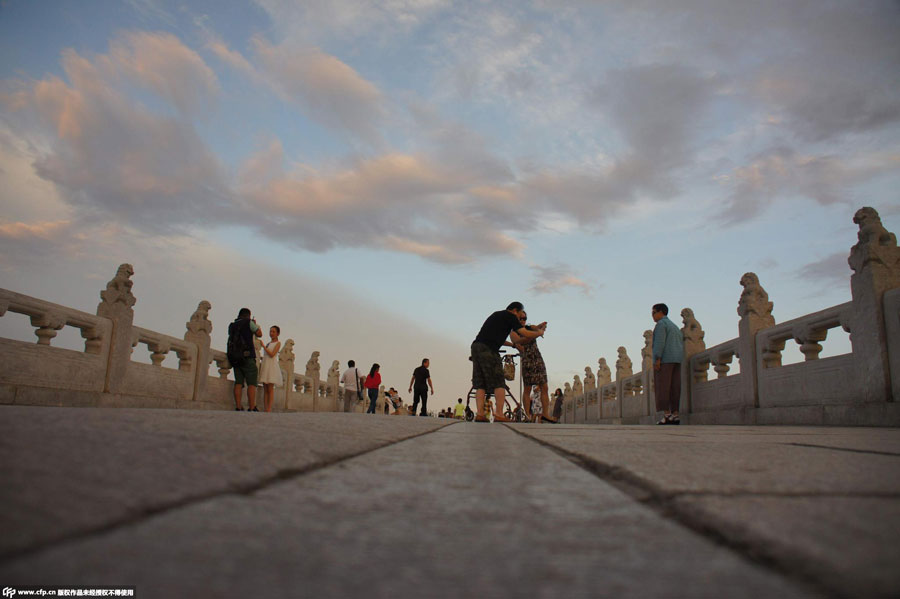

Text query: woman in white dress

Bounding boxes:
[258,325,283,412]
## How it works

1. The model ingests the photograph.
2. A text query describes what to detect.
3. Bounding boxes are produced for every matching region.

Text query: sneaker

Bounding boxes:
[670,415,681,425]
[656,414,671,425]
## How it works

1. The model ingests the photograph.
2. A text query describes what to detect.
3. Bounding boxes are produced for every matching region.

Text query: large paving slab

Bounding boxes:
[0,422,815,598]
[512,423,900,597]
[0,407,449,559]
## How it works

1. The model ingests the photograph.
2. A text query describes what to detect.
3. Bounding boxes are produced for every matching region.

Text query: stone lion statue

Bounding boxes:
[186,300,212,335]
[583,366,596,390]
[279,339,295,363]
[327,360,340,387]
[681,308,705,358]
[305,351,321,380]
[615,346,633,380]
[849,206,899,273]
[597,357,611,387]
[738,272,775,328]
[573,374,583,395]
[641,330,653,372]
[99,263,136,310]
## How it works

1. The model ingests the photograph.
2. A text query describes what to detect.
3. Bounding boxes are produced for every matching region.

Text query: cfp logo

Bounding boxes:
[2,588,15,598]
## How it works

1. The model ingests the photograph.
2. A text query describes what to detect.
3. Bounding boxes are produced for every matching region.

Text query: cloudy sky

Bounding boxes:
[1,0,899,412]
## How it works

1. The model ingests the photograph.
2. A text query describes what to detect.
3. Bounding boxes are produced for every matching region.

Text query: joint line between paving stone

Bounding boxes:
[0,422,456,565]
[501,424,845,599]
[786,442,900,457]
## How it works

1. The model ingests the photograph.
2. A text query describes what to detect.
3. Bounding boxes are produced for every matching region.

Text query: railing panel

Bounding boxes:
[756,302,858,407]
[691,375,746,412]
[0,290,112,393]
[121,326,197,401]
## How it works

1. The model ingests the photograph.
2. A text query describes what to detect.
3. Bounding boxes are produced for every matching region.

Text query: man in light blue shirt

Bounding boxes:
[652,303,684,425]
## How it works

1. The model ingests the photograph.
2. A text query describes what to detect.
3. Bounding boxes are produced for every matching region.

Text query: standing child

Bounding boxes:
[531,386,543,423]
[258,325,283,412]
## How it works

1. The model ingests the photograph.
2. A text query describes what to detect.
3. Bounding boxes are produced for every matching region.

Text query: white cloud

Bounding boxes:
[529,263,593,296]
[718,147,899,223]
[796,252,851,287]
[1,38,232,232]
[105,31,219,116]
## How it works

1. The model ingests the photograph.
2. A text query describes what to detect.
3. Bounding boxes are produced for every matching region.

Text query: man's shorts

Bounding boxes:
[471,342,505,391]
[233,358,258,386]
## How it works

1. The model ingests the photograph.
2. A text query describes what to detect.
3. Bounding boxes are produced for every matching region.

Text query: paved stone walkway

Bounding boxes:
[1,407,898,598]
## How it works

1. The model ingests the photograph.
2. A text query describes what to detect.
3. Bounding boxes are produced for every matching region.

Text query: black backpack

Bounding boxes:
[226,320,251,366]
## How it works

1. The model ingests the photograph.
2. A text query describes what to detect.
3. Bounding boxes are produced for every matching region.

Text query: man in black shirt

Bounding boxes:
[409,358,434,416]
[471,302,546,422]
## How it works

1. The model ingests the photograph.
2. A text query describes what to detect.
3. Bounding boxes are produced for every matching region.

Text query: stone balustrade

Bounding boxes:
[0,268,358,412]
[561,206,900,426]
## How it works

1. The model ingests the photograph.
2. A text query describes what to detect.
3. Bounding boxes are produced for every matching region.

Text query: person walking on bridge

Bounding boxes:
[409,358,434,417]
[470,302,545,422]
[652,303,684,425]
[341,360,364,413]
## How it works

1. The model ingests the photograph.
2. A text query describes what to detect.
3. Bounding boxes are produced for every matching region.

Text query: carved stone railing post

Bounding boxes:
[848,207,900,403]
[278,339,295,411]
[615,347,632,419]
[184,301,212,402]
[738,272,775,409]
[680,307,706,415]
[305,351,321,406]
[641,329,654,416]
[96,264,137,395]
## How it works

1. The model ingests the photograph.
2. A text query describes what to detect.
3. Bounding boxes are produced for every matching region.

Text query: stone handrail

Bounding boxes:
[0,289,110,353]
[756,302,852,368]
[0,289,113,401]
[132,326,197,371]
[689,338,739,383]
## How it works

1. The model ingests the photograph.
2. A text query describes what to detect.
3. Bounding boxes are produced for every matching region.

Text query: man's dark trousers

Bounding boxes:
[412,387,428,416]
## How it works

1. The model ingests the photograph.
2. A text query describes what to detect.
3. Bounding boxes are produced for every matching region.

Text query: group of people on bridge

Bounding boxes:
[226,300,684,425]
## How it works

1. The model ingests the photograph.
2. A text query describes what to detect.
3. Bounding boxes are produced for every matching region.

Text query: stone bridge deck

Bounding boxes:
[1,407,898,598]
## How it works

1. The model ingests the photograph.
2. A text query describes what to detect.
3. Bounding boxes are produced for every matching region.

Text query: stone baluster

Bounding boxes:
[80,326,103,355]
[30,311,66,345]
[794,324,827,361]
[148,339,170,367]
[97,263,137,395]
[215,355,231,379]
[761,338,785,368]
[712,352,733,379]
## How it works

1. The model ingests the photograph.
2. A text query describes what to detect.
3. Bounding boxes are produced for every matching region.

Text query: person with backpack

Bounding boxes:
[227,308,263,411]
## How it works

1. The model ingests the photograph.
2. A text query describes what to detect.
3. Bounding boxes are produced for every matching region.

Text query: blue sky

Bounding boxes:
[1,0,899,411]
